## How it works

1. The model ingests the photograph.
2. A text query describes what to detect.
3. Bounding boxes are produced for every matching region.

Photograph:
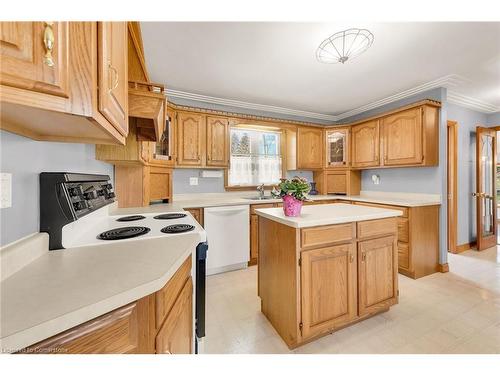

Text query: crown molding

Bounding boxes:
[447,91,500,113]
[165,89,336,122]
[166,74,495,124]
[334,74,465,120]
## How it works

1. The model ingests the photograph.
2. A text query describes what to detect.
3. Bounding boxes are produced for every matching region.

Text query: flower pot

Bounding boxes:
[282,195,303,217]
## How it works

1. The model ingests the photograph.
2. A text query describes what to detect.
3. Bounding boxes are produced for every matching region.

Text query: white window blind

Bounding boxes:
[228,128,282,186]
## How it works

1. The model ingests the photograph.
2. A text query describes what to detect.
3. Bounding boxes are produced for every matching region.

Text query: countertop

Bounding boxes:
[111,191,441,215]
[255,203,403,228]
[0,232,200,352]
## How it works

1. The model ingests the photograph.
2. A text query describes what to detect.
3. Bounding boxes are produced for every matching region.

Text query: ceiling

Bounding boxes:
[141,22,500,119]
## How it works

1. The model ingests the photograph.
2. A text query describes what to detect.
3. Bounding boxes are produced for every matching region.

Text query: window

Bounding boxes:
[228,127,282,187]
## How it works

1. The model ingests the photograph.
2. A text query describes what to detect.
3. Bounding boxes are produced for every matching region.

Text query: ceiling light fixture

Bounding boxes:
[316,28,374,64]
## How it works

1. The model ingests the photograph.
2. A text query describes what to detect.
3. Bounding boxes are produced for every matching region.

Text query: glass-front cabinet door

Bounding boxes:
[475,126,497,250]
[326,128,349,168]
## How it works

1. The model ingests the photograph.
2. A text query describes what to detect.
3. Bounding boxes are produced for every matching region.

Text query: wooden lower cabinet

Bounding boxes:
[358,235,398,316]
[300,244,357,339]
[185,208,203,227]
[259,216,398,349]
[249,203,278,265]
[23,256,193,354]
[156,278,193,354]
[353,202,440,279]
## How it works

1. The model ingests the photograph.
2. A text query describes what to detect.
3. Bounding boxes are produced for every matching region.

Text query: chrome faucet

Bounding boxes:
[257,184,265,199]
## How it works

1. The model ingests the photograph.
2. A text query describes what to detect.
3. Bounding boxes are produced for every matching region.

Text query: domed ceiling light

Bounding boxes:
[316,28,374,64]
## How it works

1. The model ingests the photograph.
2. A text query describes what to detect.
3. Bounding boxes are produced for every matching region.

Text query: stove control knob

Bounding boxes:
[97,189,105,197]
[102,183,113,190]
[106,192,116,199]
[73,200,88,211]
[68,186,83,197]
[84,190,98,200]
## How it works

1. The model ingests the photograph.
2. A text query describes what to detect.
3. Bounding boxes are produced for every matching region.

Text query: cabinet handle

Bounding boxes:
[43,22,55,67]
[108,62,119,92]
[349,254,354,263]
[361,252,366,262]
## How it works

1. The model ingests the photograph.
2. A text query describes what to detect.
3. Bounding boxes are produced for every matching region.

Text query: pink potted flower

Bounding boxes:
[272,177,311,217]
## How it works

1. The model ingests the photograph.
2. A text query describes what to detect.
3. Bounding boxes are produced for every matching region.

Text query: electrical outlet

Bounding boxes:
[0,173,12,208]
[189,177,199,186]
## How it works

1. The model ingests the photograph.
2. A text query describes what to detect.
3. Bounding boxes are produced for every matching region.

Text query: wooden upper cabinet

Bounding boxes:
[300,243,357,338]
[297,126,323,169]
[0,22,69,97]
[98,22,128,136]
[381,107,422,166]
[206,116,229,167]
[156,278,193,354]
[351,120,380,168]
[358,235,398,316]
[176,112,205,166]
[325,128,349,168]
[0,22,128,145]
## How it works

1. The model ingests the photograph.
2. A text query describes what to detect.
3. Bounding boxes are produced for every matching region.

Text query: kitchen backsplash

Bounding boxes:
[0,130,113,246]
[172,169,314,194]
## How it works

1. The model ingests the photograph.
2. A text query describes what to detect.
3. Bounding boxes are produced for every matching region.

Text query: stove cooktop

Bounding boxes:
[62,210,206,248]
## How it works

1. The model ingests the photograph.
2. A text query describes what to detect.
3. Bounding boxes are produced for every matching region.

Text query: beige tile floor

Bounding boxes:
[203,246,500,354]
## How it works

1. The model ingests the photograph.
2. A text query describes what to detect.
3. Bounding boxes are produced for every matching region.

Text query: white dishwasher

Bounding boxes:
[204,205,250,275]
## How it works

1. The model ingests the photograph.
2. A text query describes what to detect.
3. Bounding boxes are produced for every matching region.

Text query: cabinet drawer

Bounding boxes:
[155,255,192,329]
[398,242,409,270]
[353,202,408,218]
[357,218,396,239]
[301,223,355,249]
[250,203,275,215]
[397,218,409,242]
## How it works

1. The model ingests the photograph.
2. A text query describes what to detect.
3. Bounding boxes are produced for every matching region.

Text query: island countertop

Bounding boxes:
[254,203,403,228]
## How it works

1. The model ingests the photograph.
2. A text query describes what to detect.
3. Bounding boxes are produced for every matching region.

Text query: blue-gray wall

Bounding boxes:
[173,168,313,194]
[0,130,113,246]
[447,104,488,245]
[487,111,500,125]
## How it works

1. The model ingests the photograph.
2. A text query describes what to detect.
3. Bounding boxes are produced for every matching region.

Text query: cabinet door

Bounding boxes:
[149,167,172,202]
[185,208,203,227]
[98,22,128,136]
[0,22,69,97]
[206,116,229,167]
[326,171,347,194]
[358,235,398,316]
[351,120,380,168]
[25,297,154,354]
[250,214,259,263]
[177,112,205,166]
[301,243,357,339]
[382,107,423,166]
[297,127,323,169]
[325,128,349,168]
[156,278,193,354]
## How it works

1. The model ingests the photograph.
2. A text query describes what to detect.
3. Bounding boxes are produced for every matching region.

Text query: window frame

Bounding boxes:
[224,124,287,191]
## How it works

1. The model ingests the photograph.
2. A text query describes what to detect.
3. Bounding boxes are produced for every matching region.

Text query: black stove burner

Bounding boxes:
[116,215,146,222]
[98,226,150,240]
[161,224,195,234]
[154,213,188,220]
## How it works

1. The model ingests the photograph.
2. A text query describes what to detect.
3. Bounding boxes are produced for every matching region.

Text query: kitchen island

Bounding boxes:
[255,203,402,349]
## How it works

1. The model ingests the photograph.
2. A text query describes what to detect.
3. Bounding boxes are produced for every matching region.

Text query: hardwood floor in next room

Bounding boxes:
[203,247,500,354]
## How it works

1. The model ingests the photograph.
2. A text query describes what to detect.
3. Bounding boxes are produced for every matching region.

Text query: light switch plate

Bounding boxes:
[0,173,12,208]
[189,177,199,186]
